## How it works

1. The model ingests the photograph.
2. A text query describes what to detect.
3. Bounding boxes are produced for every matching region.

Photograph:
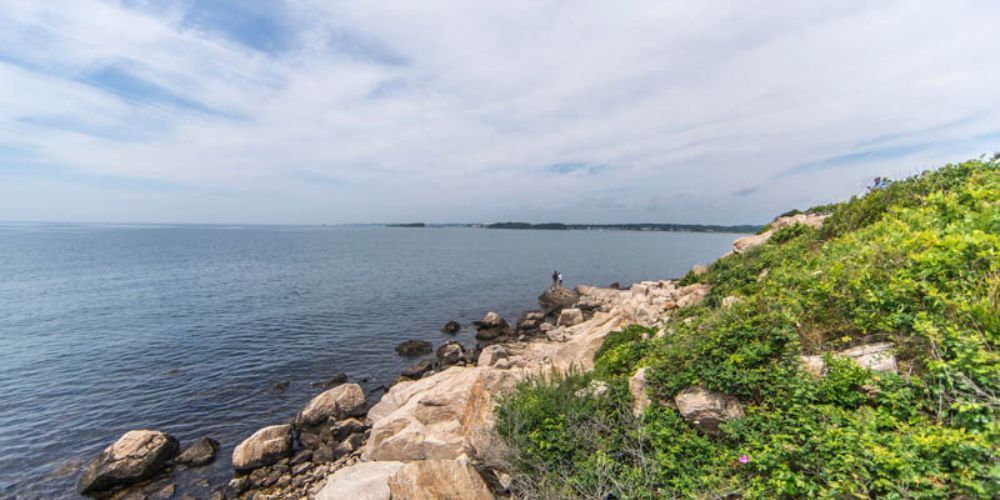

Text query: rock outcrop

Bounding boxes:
[732,213,829,254]
[386,460,493,500]
[232,425,293,471]
[78,430,179,495]
[674,387,744,435]
[538,285,579,316]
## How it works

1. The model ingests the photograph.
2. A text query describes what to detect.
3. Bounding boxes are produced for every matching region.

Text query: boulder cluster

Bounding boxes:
[76,429,219,497]
[228,383,372,498]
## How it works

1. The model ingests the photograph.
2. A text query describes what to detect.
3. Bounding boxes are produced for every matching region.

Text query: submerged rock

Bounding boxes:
[232,425,293,471]
[175,436,219,467]
[401,359,435,380]
[441,321,461,334]
[395,340,434,357]
[311,372,348,389]
[78,429,179,495]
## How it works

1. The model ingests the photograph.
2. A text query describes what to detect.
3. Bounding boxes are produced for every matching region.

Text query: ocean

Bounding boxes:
[0,223,741,498]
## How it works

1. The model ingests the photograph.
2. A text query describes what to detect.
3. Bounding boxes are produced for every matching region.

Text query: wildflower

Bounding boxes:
[738,455,750,464]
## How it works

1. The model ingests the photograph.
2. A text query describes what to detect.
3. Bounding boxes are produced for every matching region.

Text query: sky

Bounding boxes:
[0,0,998,225]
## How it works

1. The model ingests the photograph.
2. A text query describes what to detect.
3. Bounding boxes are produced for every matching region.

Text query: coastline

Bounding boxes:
[71,222,774,499]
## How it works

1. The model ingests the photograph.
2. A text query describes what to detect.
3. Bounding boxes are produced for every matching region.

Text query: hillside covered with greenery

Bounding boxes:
[496,158,999,498]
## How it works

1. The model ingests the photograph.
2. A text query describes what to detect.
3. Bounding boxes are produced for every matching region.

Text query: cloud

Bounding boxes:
[0,0,999,224]
[731,186,759,197]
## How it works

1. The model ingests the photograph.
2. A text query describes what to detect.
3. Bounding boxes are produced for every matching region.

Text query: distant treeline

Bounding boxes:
[386,223,427,228]
[485,222,761,233]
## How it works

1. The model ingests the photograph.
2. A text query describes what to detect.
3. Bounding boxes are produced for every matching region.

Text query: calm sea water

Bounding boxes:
[0,223,741,498]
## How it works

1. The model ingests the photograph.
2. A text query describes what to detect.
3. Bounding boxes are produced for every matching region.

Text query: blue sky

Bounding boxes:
[0,0,998,224]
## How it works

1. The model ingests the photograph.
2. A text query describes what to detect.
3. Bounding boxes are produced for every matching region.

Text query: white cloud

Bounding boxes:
[0,0,998,224]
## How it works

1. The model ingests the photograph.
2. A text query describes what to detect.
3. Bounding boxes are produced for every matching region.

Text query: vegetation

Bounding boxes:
[496,158,999,498]
[486,222,763,233]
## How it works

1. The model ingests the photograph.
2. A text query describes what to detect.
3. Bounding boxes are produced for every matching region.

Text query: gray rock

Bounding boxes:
[441,321,461,334]
[174,436,218,467]
[77,429,179,495]
[435,341,465,365]
[290,449,313,465]
[473,312,511,342]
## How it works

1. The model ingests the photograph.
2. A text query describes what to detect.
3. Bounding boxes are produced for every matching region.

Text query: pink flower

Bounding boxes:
[738,455,750,464]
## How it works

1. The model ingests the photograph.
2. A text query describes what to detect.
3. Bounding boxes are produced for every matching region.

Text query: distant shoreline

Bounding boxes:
[387,221,762,234]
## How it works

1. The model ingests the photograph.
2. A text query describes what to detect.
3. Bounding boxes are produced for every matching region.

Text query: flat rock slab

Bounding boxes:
[315,461,405,500]
[387,460,493,500]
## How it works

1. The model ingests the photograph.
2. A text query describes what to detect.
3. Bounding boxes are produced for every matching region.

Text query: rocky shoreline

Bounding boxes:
[75,223,817,499]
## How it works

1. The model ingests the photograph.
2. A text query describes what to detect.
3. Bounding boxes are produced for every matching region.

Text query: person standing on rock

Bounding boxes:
[558,272,564,287]
[552,270,559,287]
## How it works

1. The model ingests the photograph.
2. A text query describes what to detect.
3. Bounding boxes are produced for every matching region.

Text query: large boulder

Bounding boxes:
[364,368,484,462]
[538,286,579,316]
[387,460,493,500]
[629,367,652,417]
[396,340,434,357]
[78,430,179,495]
[674,387,744,434]
[298,383,366,426]
[174,436,218,467]
[315,461,405,500]
[557,308,584,327]
[474,312,511,342]
[232,424,293,471]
